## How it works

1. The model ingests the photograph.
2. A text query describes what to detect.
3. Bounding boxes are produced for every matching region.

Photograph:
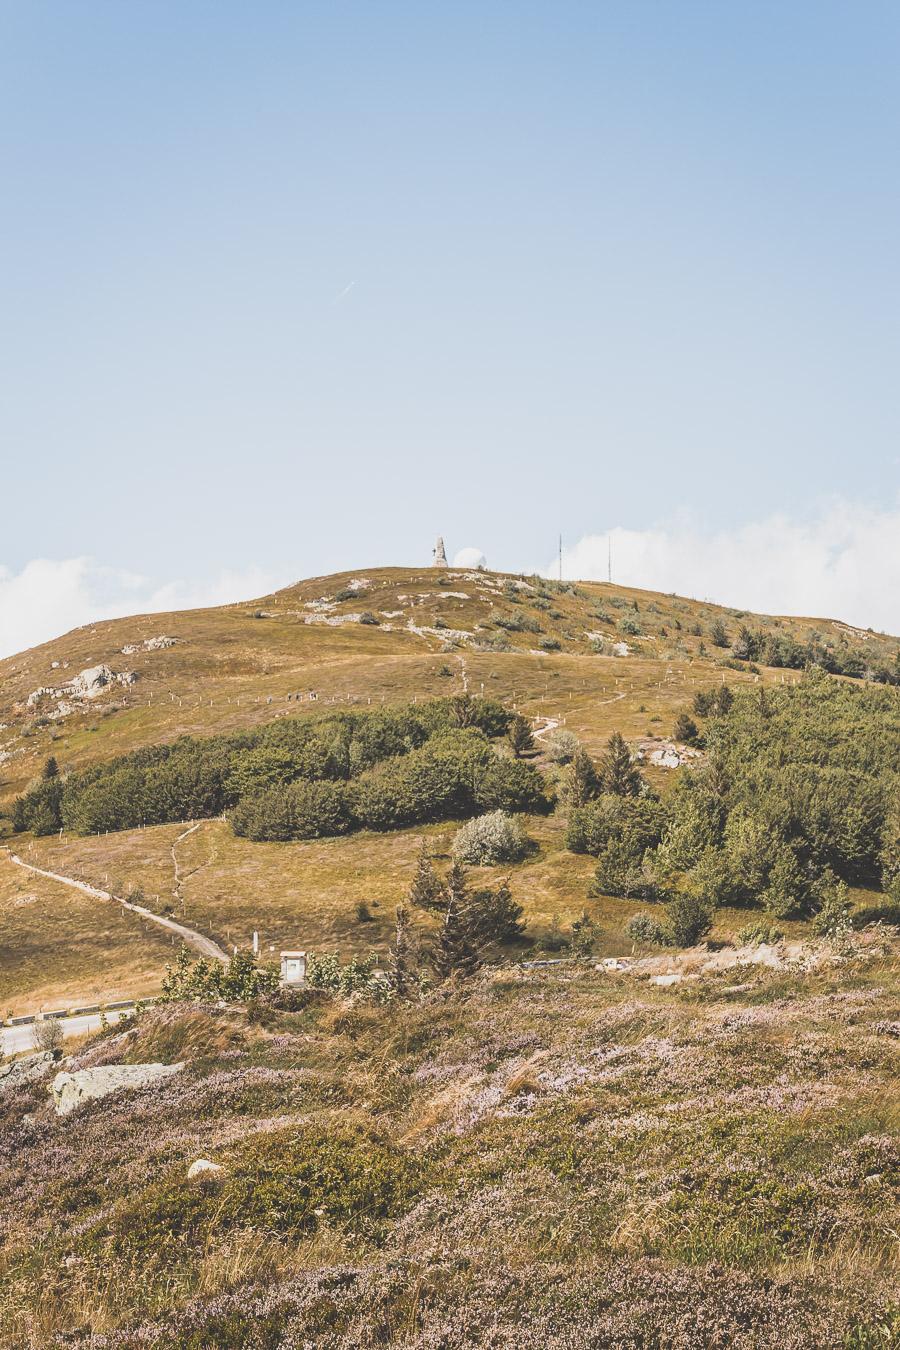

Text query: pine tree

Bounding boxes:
[408,840,445,911]
[566,747,599,806]
[389,903,414,996]
[672,713,700,746]
[42,755,58,779]
[713,684,734,715]
[507,713,535,758]
[471,877,526,944]
[598,732,644,797]
[709,618,729,648]
[432,861,482,980]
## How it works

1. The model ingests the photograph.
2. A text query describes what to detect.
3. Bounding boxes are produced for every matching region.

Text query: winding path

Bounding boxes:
[171,821,203,902]
[4,848,229,965]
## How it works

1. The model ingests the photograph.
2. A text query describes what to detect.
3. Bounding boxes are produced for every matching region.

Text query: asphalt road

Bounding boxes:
[0,1010,128,1057]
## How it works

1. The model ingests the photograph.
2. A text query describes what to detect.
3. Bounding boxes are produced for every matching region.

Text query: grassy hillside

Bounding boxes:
[2,565,898,1015]
[4,949,900,1347]
[3,564,895,805]
[5,565,900,1346]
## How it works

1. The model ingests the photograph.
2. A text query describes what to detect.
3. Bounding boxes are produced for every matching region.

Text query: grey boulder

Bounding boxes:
[51,1062,184,1115]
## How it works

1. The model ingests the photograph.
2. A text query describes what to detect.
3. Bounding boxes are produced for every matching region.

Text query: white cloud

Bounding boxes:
[0,557,286,660]
[551,501,900,634]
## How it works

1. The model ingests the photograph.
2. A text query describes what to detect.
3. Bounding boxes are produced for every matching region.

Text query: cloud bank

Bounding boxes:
[0,558,287,661]
[552,501,900,635]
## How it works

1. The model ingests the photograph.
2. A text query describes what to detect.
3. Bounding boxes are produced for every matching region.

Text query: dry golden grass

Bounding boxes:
[0,848,174,1016]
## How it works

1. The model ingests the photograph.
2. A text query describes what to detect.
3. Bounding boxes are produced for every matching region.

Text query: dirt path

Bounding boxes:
[531,714,562,741]
[531,687,626,741]
[171,821,203,903]
[5,849,229,965]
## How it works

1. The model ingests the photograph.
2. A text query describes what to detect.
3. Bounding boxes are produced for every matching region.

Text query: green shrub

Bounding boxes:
[546,729,580,764]
[231,780,352,842]
[735,921,784,946]
[664,893,713,946]
[452,810,527,866]
[764,847,810,919]
[80,1124,424,1260]
[159,946,280,1004]
[624,911,669,945]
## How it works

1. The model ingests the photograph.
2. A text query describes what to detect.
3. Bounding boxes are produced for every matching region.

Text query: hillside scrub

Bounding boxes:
[8,697,530,840]
[6,958,900,1346]
[570,674,900,923]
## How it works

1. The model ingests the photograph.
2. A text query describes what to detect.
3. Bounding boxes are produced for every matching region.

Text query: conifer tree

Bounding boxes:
[471,877,526,944]
[709,618,729,648]
[42,755,58,779]
[408,839,445,911]
[598,732,644,797]
[389,903,414,997]
[672,713,700,746]
[507,713,535,758]
[566,746,599,806]
[433,861,482,980]
[713,684,734,715]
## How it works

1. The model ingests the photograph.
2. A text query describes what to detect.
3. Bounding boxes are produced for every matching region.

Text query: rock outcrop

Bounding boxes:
[121,636,178,655]
[69,664,116,698]
[51,1062,184,1115]
[0,1050,60,1092]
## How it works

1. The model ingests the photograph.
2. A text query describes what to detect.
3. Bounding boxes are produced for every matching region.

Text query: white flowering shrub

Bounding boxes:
[546,729,580,764]
[452,811,527,866]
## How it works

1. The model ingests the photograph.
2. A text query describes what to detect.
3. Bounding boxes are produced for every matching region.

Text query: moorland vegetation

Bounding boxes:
[7,570,900,1345]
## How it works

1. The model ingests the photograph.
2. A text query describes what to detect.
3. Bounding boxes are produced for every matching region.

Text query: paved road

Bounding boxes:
[5,851,229,965]
[1,1010,128,1057]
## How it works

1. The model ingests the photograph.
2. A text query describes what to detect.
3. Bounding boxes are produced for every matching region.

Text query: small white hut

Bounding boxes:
[280,951,307,985]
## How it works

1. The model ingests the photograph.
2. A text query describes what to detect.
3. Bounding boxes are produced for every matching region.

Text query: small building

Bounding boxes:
[280,951,307,985]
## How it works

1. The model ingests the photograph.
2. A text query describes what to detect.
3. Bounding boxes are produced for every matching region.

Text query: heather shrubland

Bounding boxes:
[5,942,900,1347]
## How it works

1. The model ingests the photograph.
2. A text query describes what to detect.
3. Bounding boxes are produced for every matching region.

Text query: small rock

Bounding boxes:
[187,1159,223,1180]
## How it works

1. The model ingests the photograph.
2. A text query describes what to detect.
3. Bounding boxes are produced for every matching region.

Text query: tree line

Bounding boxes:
[564,671,900,934]
[7,695,548,840]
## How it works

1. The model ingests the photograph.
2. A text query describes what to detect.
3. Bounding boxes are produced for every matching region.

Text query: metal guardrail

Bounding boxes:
[4,1000,137,1027]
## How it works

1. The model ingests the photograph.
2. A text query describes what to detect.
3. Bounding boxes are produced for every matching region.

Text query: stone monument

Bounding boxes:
[432,536,449,568]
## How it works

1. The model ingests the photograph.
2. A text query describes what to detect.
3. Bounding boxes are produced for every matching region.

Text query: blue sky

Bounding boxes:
[2,2,900,650]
